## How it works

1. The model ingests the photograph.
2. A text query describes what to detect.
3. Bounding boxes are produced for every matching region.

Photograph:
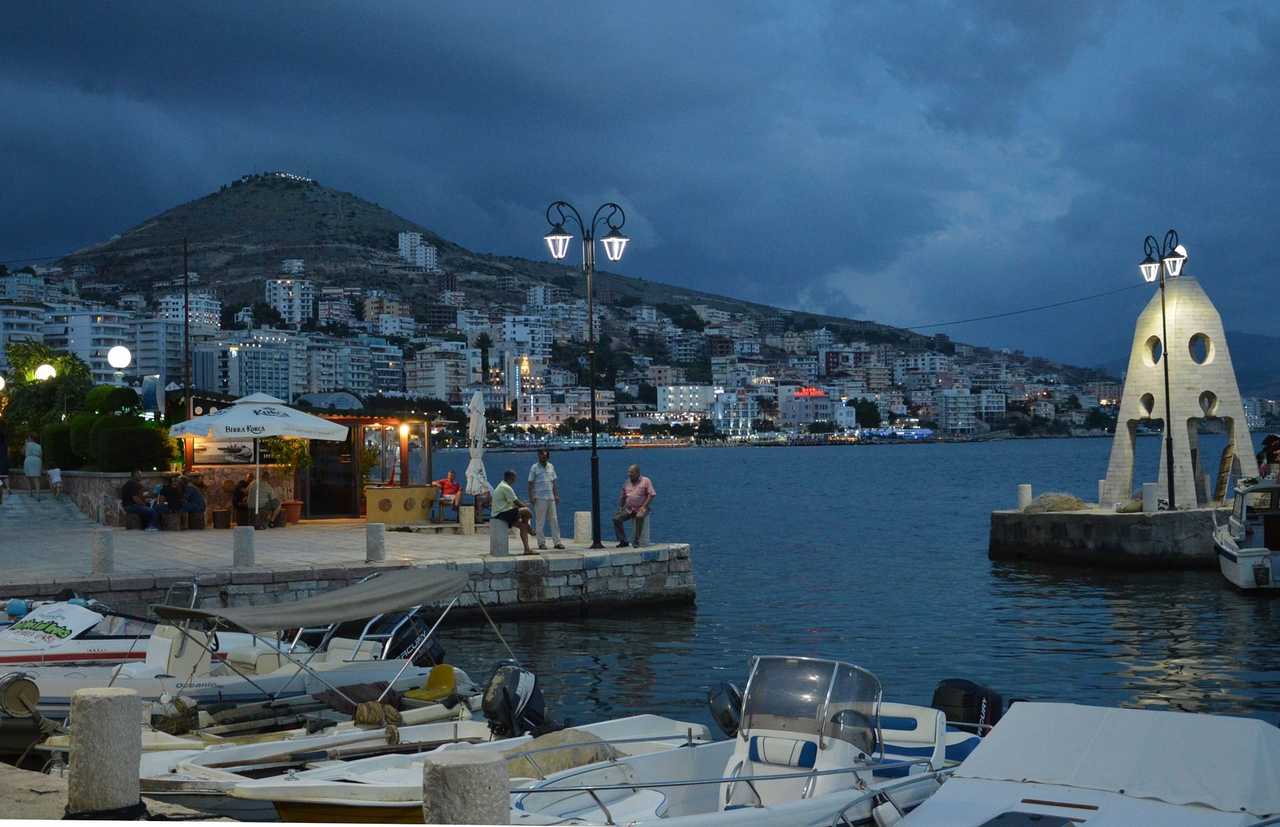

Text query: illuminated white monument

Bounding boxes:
[1101,257,1257,508]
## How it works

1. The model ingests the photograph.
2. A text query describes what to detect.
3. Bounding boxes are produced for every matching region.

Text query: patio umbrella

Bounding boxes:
[464,391,491,499]
[169,393,349,515]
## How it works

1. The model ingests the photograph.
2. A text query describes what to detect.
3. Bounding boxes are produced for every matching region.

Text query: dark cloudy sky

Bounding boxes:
[3,1,1277,366]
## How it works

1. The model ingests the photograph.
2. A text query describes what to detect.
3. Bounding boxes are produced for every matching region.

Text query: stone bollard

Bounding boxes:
[1142,482,1159,514]
[91,529,114,575]
[366,522,386,563]
[422,750,509,825]
[489,519,510,556]
[1098,480,1108,508]
[458,505,475,535]
[574,511,592,546]
[1016,484,1033,511]
[66,687,144,818]
[233,526,255,567]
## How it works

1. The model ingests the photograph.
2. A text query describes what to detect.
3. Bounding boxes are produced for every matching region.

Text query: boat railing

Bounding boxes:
[828,768,955,826]
[513,753,943,826]
[504,730,706,780]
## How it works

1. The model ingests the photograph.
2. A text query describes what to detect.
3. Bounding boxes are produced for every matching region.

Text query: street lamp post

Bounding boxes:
[543,201,630,549]
[1139,229,1188,511]
[107,345,132,387]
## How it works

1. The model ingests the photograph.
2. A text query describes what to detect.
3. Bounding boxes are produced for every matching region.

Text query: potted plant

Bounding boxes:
[263,436,311,524]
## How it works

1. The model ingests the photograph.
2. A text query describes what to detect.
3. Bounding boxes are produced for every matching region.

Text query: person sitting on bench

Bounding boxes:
[432,469,463,522]
[120,469,158,531]
[180,477,206,514]
[246,477,282,526]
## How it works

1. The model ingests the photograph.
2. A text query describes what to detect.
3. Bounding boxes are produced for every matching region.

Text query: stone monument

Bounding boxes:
[1100,272,1257,508]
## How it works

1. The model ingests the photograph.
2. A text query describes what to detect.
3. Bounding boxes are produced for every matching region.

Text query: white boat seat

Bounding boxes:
[223,647,286,674]
[146,625,213,677]
[877,703,946,770]
[322,637,381,662]
[749,735,818,769]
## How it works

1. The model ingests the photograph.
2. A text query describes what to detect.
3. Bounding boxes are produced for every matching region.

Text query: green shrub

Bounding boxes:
[84,385,141,416]
[40,423,79,470]
[95,426,174,473]
[86,415,140,465]
[69,413,101,463]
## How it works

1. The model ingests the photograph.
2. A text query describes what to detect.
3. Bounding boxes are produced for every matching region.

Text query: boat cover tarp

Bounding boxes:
[151,569,467,634]
[957,701,1280,816]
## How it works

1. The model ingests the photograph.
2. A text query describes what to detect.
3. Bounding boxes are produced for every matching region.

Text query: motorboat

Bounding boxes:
[10,568,468,720]
[899,702,1280,825]
[1215,477,1280,589]
[0,601,159,668]
[227,713,713,822]
[508,656,972,825]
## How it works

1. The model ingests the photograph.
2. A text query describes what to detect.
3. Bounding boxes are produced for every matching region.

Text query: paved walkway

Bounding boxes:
[0,492,634,583]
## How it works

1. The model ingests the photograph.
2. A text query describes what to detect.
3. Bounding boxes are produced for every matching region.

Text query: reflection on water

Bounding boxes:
[435,435,1280,728]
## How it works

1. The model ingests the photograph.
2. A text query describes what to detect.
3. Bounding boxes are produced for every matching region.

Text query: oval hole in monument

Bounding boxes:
[1143,335,1163,367]
[1199,390,1218,417]
[1139,393,1155,417]
[1189,333,1213,365]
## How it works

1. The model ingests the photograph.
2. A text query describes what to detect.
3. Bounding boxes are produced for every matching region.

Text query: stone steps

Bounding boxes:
[0,491,95,529]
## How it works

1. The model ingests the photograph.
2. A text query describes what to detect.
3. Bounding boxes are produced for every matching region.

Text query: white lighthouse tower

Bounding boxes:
[1101,254,1256,508]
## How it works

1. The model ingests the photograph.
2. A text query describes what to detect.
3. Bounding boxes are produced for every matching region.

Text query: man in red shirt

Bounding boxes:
[432,469,463,522]
[613,464,656,547]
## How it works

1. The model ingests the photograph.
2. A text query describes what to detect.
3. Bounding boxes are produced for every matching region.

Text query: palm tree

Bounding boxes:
[475,333,493,383]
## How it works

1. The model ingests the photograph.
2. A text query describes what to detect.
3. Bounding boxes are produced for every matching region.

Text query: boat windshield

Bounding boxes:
[740,656,882,751]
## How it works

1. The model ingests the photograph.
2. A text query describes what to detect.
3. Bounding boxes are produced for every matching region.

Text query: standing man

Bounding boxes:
[613,464,656,548]
[527,449,564,550]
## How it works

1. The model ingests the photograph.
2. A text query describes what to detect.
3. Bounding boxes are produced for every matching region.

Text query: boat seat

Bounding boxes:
[749,735,818,769]
[722,731,825,809]
[322,637,381,662]
[943,727,983,763]
[145,625,213,677]
[223,647,286,674]
[877,703,946,770]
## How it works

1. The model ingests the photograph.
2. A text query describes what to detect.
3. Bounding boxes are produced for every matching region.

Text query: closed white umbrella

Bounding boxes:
[170,394,349,515]
[464,391,491,499]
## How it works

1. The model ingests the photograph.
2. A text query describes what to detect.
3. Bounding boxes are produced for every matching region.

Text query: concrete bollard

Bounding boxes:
[422,750,509,825]
[458,505,475,535]
[233,526,255,567]
[1016,484,1033,510]
[1098,480,1108,507]
[91,529,114,575]
[66,687,143,818]
[366,522,386,562]
[1142,482,1159,513]
[574,511,592,546]
[489,519,510,556]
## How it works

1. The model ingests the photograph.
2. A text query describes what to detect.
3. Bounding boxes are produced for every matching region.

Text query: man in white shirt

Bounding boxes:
[527,449,564,550]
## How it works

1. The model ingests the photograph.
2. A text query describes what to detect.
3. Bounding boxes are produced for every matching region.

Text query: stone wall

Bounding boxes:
[4,544,697,619]
[989,507,1223,569]
[59,467,296,526]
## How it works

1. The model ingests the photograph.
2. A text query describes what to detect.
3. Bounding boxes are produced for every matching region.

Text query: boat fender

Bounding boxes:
[4,598,28,619]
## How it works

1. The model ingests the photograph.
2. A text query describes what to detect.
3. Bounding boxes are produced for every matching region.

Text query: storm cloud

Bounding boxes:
[2,1,1277,365]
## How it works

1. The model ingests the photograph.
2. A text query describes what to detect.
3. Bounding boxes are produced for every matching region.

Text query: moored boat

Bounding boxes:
[1214,477,1280,589]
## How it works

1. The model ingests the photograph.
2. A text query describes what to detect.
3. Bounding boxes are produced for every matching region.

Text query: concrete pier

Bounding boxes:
[989,505,1225,569]
[0,513,695,618]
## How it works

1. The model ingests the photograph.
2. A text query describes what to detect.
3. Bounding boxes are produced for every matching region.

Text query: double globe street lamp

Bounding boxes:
[1139,229,1188,511]
[543,201,630,549]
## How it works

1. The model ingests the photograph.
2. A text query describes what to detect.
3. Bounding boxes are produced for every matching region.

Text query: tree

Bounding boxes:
[475,332,493,382]
[1084,409,1113,431]
[854,399,881,428]
[1,342,93,445]
[637,383,657,404]
[251,301,285,328]
[807,420,836,434]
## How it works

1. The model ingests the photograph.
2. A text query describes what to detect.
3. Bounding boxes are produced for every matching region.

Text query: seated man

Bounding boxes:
[120,469,158,531]
[491,470,533,555]
[181,478,207,514]
[156,477,184,514]
[432,470,463,522]
[245,477,282,526]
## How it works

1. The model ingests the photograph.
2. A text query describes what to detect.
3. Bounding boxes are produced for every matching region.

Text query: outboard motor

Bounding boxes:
[482,662,559,738]
[707,682,743,738]
[931,678,1003,734]
[409,637,447,668]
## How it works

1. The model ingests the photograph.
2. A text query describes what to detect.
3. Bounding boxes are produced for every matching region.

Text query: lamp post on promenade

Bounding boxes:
[1139,229,1188,511]
[543,201,630,549]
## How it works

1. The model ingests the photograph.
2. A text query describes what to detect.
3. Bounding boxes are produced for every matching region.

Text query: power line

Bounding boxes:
[904,282,1146,330]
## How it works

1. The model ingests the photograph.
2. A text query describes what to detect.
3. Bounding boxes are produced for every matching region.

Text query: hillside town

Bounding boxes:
[2,232,1276,443]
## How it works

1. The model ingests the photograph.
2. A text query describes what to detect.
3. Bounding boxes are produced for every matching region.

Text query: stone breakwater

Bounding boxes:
[0,543,696,619]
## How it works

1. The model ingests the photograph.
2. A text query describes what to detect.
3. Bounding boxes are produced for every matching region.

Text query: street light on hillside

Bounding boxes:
[1139,229,1187,511]
[543,201,629,549]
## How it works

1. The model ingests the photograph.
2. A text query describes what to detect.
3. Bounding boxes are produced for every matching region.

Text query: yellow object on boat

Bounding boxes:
[403,664,456,703]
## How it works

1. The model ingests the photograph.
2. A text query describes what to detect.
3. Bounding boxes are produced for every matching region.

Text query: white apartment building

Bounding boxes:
[133,318,215,388]
[711,389,759,438]
[0,273,45,303]
[1032,399,1057,420]
[280,259,305,276]
[377,314,416,338]
[357,336,405,396]
[397,231,439,271]
[502,314,553,360]
[657,384,719,414]
[265,278,315,326]
[456,309,491,339]
[668,331,705,363]
[692,304,732,325]
[406,351,468,402]
[0,304,45,372]
[520,388,616,426]
[43,308,133,384]
[976,389,1007,423]
[158,291,221,329]
[938,388,977,434]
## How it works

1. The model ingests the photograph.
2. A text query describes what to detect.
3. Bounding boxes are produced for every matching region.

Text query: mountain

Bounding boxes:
[57,172,1108,379]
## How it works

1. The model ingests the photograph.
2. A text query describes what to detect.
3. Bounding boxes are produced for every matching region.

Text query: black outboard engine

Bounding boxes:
[931,678,1003,734]
[707,682,743,738]
[409,638,447,668]
[482,661,560,738]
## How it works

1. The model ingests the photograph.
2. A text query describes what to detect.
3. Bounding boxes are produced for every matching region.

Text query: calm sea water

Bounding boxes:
[432,434,1280,730]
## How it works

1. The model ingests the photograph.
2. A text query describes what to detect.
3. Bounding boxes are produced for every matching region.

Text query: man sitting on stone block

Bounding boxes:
[492,470,533,555]
[613,464,656,548]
